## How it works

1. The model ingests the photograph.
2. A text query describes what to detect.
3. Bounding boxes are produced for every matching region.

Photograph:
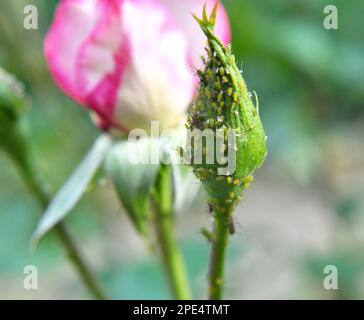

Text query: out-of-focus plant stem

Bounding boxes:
[152,164,191,300]
[17,146,108,300]
[208,206,232,300]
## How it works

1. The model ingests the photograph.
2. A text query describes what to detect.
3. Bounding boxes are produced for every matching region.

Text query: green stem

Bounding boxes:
[152,165,191,300]
[19,153,107,300]
[208,206,232,300]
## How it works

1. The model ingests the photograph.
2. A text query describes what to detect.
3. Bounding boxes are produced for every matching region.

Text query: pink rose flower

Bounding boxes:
[45,0,231,132]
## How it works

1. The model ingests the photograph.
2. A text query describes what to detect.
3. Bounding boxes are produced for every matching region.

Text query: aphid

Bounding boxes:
[196,69,204,79]
[242,176,254,184]
[228,54,235,64]
[197,70,207,85]
[233,92,238,102]
[201,227,212,242]
[189,108,204,130]
[241,176,253,188]
[196,167,209,180]
[206,89,211,99]
[215,81,221,90]
[227,87,233,96]
[177,146,185,158]
[228,220,235,235]
[208,118,215,127]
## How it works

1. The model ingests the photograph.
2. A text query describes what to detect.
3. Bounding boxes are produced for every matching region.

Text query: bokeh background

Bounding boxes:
[0,0,363,299]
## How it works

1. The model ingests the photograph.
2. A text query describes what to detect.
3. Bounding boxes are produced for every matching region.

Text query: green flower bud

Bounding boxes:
[186,5,267,213]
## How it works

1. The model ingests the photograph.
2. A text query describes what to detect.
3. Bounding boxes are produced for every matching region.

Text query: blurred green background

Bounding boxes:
[0,0,363,299]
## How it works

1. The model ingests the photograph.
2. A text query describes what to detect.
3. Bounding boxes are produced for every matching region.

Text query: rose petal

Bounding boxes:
[81,0,129,125]
[113,0,195,131]
[158,0,231,68]
[44,0,101,104]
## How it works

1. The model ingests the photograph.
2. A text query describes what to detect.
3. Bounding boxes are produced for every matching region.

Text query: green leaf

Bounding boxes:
[106,137,160,237]
[106,127,201,237]
[170,156,200,214]
[31,134,113,246]
[158,127,201,214]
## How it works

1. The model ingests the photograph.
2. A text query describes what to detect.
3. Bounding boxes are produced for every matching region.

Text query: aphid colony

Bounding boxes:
[186,47,239,130]
[184,10,266,216]
[185,44,249,191]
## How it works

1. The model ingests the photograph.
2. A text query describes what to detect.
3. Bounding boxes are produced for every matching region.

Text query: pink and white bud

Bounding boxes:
[45,0,230,133]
